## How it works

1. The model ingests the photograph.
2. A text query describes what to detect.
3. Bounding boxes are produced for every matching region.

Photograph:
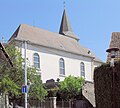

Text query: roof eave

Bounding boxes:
[14,38,96,59]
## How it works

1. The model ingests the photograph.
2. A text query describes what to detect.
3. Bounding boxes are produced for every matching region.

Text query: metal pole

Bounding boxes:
[24,41,27,108]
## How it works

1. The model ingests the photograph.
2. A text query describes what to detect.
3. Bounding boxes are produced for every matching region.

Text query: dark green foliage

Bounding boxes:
[28,74,47,100]
[47,88,59,97]
[94,60,120,108]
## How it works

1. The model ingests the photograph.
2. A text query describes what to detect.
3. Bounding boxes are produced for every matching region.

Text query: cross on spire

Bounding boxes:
[59,8,80,41]
[63,0,66,8]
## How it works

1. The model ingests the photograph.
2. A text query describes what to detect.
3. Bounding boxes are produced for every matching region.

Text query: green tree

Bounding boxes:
[0,45,47,105]
[59,75,84,100]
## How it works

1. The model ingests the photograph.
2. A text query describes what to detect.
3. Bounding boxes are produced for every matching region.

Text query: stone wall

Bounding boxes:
[94,60,120,108]
[0,94,5,108]
[0,94,9,108]
[82,81,95,107]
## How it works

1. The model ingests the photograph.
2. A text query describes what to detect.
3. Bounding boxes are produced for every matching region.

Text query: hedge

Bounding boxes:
[94,60,120,108]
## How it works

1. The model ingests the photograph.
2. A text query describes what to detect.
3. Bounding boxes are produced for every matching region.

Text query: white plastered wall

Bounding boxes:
[17,41,100,83]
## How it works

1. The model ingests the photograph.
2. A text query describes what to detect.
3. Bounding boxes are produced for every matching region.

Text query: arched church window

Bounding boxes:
[80,62,85,78]
[33,53,40,68]
[59,58,65,75]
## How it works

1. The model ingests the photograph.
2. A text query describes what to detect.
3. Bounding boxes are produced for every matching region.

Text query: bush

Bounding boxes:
[94,60,120,108]
[59,75,84,100]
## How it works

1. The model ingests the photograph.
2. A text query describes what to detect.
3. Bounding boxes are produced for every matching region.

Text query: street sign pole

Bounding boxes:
[22,85,27,93]
[24,41,27,108]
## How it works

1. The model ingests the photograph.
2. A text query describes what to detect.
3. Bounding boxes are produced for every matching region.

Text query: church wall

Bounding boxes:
[16,41,96,83]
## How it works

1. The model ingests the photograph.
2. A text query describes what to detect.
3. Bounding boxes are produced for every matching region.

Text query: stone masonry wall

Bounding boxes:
[82,82,95,107]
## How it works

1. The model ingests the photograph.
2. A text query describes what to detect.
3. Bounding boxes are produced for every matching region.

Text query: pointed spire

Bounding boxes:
[59,9,80,41]
[59,9,72,34]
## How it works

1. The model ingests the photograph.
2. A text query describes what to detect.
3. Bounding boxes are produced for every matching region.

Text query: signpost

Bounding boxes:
[22,85,27,93]
[24,41,27,108]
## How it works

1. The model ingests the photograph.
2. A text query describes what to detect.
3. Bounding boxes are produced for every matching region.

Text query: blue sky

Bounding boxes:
[0,0,120,62]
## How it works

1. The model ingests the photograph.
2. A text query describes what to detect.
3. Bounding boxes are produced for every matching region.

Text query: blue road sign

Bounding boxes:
[22,85,27,93]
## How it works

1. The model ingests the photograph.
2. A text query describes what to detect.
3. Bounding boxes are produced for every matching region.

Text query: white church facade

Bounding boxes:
[8,9,103,83]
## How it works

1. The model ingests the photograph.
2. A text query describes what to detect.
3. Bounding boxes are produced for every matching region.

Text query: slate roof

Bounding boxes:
[59,9,80,41]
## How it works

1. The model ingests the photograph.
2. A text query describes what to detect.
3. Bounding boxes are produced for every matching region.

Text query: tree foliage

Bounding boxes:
[59,75,84,100]
[0,45,47,104]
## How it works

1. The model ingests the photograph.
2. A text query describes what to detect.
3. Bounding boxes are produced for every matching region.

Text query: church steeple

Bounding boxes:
[59,9,80,41]
[59,9,72,34]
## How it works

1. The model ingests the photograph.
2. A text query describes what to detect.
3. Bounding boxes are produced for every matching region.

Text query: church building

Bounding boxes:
[8,9,103,83]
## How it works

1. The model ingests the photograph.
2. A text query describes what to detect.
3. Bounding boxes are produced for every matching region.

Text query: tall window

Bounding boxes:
[59,58,65,75]
[33,53,40,68]
[80,62,85,78]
